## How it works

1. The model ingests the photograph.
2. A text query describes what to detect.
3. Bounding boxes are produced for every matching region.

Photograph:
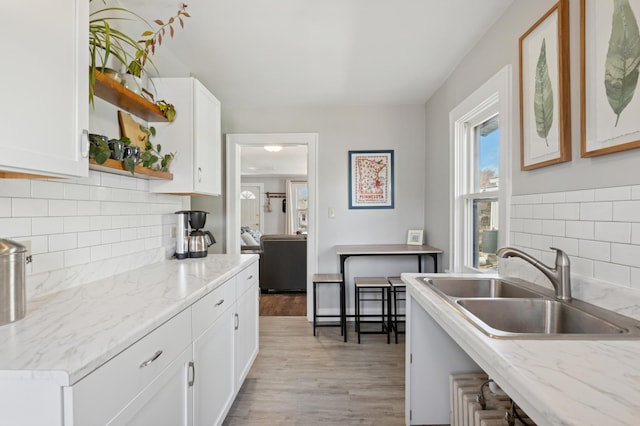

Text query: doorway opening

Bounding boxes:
[226,133,318,321]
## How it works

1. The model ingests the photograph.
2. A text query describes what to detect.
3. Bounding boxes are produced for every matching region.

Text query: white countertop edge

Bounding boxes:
[0,254,259,384]
[402,272,640,426]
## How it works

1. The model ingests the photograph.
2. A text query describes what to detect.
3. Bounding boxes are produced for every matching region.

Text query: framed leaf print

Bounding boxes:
[582,0,640,157]
[519,0,571,170]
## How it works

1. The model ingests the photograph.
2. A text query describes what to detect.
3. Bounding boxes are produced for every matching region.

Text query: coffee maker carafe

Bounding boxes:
[175,210,216,259]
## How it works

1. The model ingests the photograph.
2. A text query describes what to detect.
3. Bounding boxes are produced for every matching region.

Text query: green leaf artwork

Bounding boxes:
[534,38,554,147]
[605,0,640,127]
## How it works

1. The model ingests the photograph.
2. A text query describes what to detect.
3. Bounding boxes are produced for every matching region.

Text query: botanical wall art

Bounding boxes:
[519,0,571,170]
[582,0,640,156]
[348,150,394,209]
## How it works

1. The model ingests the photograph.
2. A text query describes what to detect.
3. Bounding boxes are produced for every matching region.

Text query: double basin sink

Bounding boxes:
[422,277,640,339]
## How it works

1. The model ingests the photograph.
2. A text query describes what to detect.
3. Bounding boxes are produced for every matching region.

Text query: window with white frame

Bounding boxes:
[450,66,511,273]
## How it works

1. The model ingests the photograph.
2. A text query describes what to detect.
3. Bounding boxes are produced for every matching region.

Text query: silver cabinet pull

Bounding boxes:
[188,361,195,387]
[247,275,253,280]
[81,129,89,158]
[139,350,163,368]
[234,313,239,330]
[215,299,225,307]
[198,167,202,182]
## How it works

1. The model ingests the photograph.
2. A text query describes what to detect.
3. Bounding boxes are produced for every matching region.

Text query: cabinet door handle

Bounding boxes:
[81,129,89,158]
[234,313,239,330]
[247,275,253,280]
[188,361,195,387]
[139,350,163,368]
[215,299,225,307]
[198,167,202,182]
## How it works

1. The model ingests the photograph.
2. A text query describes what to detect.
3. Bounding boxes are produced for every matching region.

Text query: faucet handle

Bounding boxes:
[549,247,571,266]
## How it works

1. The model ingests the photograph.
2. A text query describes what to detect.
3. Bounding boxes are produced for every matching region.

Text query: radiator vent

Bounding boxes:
[450,373,536,426]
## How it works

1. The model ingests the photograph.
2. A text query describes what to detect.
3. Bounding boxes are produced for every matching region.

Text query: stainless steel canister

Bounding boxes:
[0,239,27,325]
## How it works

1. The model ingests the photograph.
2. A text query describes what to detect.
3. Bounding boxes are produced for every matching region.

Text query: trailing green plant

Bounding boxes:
[155,100,176,122]
[89,138,111,164]
[139,125,176,172]
[127,4,190,78]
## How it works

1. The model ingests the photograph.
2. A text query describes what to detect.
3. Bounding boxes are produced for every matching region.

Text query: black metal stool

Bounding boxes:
[388,276,406,344]
[312,273,346,341]
[354,277,391,344]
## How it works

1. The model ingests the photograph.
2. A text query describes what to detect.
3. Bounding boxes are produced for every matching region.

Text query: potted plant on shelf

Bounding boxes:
[89,0,189,121]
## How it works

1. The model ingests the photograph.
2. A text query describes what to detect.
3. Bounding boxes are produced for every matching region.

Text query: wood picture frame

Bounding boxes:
[581,0,640,157]
[348,150,394,209]
[519,0,571,170]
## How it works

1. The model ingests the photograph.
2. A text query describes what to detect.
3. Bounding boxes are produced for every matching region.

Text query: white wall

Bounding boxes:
[223,106,426,312]
[240,177,290,235]
[425,0,640,313]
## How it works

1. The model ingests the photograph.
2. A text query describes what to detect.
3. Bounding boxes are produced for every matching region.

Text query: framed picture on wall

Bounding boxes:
[519,0,571,170]
[348,150,394,209]
[581,0,640,157]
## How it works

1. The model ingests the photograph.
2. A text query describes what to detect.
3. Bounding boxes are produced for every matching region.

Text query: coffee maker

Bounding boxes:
[175,211,216,259]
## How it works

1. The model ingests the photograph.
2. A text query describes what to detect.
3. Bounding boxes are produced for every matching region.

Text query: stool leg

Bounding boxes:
[386,287,391,344]
[355,285,361,344]
[313,282,317,336]
[393,286,398,344]
[341,280,347,342]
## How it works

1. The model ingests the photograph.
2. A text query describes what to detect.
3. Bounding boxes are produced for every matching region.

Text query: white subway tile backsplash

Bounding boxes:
[64,216,91,233]
[31,181,64,199]
[632,185,640,200]
[594,261,630,286]
[571,256,594,278]
[31,252,64,274]
[512,204,533,219]
[513,232,532,247]
[32,217,63,235]
[530,234,554,251]
[579,240,611,262]
[0,180,30,198]
[77,201,101,216]
[542,192,566,204]
[533,204,554,219]
[632,267,640,290]
[64,248,91,267]
[522,219,542,234]
[611,243,640,268]
[0,170,185,297]
[63,183,92,200]
[78,231,101,248]
[49,200,77,217]
[49,233,78,252]
[594,186,631,201]
[613,200,640,222]
[542,220,565,236]
[554,203,580,220]
[594,222,631,243]
[566,220,594,239]
[633,223,640,245]
[0,198,10,217]
[13,198,48,217]
[566,189,595,202]
[551,237,579,255]
[580,202,613,221]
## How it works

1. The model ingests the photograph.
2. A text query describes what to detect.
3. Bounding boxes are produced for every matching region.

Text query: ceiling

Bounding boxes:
[122,0,513,175]
[125,0,513,109]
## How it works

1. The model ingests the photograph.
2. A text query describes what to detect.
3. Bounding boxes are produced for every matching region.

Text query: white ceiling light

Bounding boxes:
[264,145,283,152]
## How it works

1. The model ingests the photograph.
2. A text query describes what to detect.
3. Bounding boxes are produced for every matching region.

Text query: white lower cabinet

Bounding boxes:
[405,293,478,425]
[108,347,193,426]
[236,284,259,387]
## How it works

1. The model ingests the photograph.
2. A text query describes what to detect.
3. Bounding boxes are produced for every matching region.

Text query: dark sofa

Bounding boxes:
[258,234,307,292]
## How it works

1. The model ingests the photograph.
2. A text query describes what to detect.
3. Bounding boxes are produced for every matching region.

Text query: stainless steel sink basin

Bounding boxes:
[456,298,628,337]
[425,277,543,299]
[419,276,640,339]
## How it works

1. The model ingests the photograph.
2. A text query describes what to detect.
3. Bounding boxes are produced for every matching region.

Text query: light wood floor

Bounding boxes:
[223,316,406,425]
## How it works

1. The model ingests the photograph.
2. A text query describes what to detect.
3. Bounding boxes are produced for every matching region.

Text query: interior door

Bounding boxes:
[241,183,264,233]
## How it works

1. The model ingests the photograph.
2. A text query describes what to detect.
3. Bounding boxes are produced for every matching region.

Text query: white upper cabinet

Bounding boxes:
[0,0,89,178]
[149,78,222,195]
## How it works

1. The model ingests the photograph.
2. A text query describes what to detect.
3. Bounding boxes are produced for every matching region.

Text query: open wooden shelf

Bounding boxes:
[89,158,173,180]
[93,71,168,122]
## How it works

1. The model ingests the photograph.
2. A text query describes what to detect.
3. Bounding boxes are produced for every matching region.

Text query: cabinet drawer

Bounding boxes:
[192,277,236,339]
[237,261,259,296]
[72,308,191,425]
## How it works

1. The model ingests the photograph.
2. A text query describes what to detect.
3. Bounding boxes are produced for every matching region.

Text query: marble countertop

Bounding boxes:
[0,254,258,385]
[403,272,640,426]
